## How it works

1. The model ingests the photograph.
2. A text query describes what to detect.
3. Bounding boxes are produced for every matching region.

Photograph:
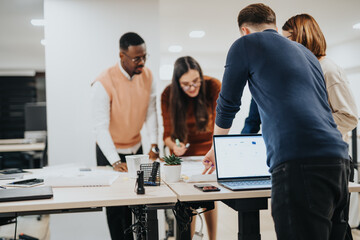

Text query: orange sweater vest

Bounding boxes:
[95,64,153,149]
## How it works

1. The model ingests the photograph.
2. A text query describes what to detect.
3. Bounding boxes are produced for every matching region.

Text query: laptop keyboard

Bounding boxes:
[223,179,271,187]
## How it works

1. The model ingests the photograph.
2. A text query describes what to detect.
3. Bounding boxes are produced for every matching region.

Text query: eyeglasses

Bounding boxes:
[180,79,202,92]
[122,52,148,64]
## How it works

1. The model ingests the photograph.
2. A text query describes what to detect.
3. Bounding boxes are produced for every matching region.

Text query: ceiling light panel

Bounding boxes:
[31,19,45,26]
[189,30,205,38]
[168,45,183,53]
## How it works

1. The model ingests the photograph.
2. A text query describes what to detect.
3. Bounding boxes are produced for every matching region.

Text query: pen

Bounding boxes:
[176,139,190,148]
[0,186,6,189]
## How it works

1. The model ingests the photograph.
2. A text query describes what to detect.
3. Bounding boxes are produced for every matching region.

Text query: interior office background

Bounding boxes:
[0,0,359,239]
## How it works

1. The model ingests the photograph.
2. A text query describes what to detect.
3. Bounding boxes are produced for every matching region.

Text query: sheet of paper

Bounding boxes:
[30,164,123,187]
[161,156,216,182]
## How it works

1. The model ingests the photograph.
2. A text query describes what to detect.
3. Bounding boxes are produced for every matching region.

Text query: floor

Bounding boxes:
[0,198,360,240]
[187,198,360,240]
[0,215,50,240]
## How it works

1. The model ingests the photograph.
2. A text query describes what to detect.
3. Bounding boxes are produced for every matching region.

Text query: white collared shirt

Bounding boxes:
[91,62,158,165]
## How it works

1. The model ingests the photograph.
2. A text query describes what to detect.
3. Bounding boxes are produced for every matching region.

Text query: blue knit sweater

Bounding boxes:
[216,29,349,171]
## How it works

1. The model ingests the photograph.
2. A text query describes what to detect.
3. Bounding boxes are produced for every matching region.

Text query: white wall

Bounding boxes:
[327,38,360,156]
[44,1,159,239]
[0,0,45,72]
[328,39,360,71]
[44,0,160,167]
[0,46,44,72]
[328,38,360,112]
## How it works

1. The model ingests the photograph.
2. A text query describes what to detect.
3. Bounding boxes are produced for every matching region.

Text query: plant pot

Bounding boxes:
[163,164,182,183]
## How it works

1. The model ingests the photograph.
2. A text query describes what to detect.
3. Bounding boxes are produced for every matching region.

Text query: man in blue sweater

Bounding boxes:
[202,3,351,240]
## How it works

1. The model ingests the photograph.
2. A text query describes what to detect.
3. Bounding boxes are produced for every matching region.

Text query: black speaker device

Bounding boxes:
[136,170,145,195]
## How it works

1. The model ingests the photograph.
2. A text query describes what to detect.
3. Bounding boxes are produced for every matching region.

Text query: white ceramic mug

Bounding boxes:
[125,154,150,178]
[133,154,150,164]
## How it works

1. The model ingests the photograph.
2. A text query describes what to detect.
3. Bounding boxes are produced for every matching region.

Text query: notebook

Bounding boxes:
[213,134,271,191]
[0,186,53,202]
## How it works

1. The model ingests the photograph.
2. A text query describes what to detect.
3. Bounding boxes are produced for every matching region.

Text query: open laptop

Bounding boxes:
[214,134,271,191]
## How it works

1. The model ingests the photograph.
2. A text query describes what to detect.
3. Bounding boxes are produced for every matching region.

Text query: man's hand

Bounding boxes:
[148,144,160,160]
[202,125,230,174]
[202,147,216,174]
[112,161,128,172]
[173,142,187,156]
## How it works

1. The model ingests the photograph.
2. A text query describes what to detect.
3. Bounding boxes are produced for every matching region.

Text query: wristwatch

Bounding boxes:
[151,146,160,154]
[113,160,122,166]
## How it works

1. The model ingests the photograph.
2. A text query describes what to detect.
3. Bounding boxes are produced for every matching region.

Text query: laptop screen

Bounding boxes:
[213,134,269,180]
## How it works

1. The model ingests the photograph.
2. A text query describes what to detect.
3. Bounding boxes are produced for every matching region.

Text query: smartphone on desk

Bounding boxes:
[194,184,220,192]
[4,178,44,188]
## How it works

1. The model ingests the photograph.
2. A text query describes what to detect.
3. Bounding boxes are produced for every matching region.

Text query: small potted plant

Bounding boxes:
[163,154,183,183]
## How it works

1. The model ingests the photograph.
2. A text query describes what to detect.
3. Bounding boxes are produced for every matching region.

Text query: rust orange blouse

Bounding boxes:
[161,76,221,156]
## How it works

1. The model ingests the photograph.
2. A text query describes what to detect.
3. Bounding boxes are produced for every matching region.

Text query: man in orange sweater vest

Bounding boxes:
[92,32,159,240]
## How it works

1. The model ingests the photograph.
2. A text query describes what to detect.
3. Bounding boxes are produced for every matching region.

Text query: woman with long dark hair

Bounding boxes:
[161,56,221,157]
[161,56,221,239]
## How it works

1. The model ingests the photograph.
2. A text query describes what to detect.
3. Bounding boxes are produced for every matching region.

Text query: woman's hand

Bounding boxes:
[173,142,187,156]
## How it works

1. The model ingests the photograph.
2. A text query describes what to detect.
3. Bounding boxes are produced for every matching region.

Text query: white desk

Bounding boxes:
[1,163,359,240]
[0,172,177,240]
[0,143,45,152]
[167,181,270,201]
[167,181,360,202]
[166,180,360,240]
[0,139,45,152]
[0,177,176,214]
[0,139,46,169]
[165,159,360,240]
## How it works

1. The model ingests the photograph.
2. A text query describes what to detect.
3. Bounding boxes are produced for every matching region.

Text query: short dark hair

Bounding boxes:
[119,32,145,50]
[237,3,276,28]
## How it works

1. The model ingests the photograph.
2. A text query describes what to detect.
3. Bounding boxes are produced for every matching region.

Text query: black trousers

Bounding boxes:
[96,144,143,240]
[271,158,353,240]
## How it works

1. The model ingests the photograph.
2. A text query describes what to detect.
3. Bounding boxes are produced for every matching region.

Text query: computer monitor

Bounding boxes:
[24,102,47,142]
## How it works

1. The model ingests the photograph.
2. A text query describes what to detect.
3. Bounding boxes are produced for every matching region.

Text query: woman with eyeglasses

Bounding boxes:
[161,56,221,239]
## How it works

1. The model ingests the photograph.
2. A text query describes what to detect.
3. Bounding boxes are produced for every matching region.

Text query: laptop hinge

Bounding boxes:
[219,177,271,183]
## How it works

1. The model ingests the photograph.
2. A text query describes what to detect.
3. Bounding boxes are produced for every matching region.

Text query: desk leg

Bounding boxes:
[237,210,260,240]
[175,219,191,240]
[146,209,158,240]
[222,198,268,240]
[174,201,214,240]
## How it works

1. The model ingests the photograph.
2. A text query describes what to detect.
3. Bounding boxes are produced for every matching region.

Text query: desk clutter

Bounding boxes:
[179,158,216,183]
[141,162,160,186]
[0,168,28,180]
[135,162,161,195]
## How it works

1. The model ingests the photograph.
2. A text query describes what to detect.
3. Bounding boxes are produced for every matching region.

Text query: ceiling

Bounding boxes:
[0,0,359,72]
[0,0,44,71]
[160,0,360,55]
